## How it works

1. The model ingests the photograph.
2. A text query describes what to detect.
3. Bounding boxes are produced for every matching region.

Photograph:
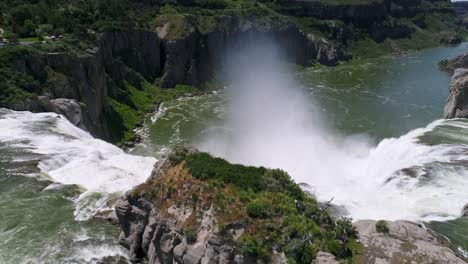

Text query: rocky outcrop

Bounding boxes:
[444,68,468,119]
[353,220,466,263]
[441,53,468,73]
[114,156,243,264]
[115,197,241,264]
[463,203,468,217]
[10,51,111,138]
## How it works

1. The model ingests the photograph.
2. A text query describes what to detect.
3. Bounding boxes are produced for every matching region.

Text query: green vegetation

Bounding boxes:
[0,0,461,55]
[108,82,199,144]
[0,46,41,106]
[134,149,359,263]
[376,220,389,234]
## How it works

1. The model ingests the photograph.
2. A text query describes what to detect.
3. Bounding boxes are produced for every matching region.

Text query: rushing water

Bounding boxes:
[1,43,468,263]
[0,110,156,263]
[132,43,468,254]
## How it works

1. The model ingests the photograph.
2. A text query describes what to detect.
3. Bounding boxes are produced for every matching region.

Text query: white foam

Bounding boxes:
[198,44,468,221]
[0,109,156,220]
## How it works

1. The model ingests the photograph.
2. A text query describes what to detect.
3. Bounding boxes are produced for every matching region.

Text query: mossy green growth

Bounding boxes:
[376,220,389,234]
[108,99,140,143]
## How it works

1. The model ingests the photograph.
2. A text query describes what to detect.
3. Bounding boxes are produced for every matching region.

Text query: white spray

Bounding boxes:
[200,40,468,221]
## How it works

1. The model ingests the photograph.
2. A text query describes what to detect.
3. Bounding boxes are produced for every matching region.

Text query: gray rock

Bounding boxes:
[444,68,468,119]
[314,251,339,264]
[353,220,466,263]
[115,199,150,261]
[463,203,468,217]
[183,246,204,264]
[50,98,83,127]
[173,242,188,263]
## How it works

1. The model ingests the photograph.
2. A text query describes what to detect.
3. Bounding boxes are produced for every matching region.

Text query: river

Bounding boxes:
[0,43,467,262]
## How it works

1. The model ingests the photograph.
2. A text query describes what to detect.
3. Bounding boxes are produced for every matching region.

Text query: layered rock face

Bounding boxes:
[10,51,111,138]
[353,220,466,263]
[158,18,350,88]
[444,68,468,119]
[115,197,242,264]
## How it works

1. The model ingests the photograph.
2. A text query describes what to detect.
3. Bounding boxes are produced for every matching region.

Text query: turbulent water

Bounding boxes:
[0,109,156,263]
[133,43,468,254]
[1,42,468,262]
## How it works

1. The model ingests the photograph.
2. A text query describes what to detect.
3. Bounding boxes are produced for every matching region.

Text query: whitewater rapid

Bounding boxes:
[0,108,156,220]
[196,43,468,222]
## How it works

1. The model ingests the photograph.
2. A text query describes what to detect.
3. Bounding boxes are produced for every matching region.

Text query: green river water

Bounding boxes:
[1,43,468,263]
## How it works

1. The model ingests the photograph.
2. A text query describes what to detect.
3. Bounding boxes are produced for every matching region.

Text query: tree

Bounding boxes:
[20,19,37,37]
[10,5,33,27]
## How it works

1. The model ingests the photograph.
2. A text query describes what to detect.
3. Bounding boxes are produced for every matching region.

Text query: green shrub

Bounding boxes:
[246,199,269,218]
[376,220,389,234]
[185,152,267,191]
[184,229,198,244]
